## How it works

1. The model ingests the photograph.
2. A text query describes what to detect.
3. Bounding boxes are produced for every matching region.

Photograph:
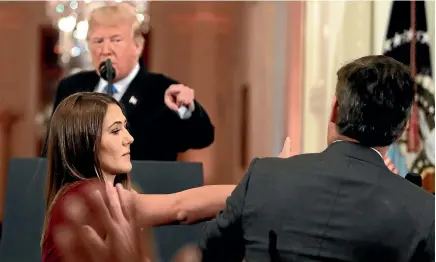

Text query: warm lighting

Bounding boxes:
[137,13,145,23]
[70,1,78,10]
[73,20,88,40]
[38,0,150,145]
[58,16,77,32]
[45,0,149,69]
[70,46,81,57]
[55,4,64,13]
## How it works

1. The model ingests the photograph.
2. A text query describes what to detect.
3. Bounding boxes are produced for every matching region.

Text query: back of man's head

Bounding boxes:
[334,55,414,147]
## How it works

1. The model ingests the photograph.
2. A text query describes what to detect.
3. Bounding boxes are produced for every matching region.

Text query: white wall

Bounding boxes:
[302,1,373,153]
[301,1,435,153]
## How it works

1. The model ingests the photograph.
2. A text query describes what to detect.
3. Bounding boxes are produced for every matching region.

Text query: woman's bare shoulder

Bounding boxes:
[47,180,101,225]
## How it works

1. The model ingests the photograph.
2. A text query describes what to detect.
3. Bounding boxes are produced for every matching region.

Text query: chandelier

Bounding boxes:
[45,0,149,70]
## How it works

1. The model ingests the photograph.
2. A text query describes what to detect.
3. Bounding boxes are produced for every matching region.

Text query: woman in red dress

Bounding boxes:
[41,92,236,262]
[41,92,292,261]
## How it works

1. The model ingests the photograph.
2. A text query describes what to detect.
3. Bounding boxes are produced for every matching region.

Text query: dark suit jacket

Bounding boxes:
[42,67,214,161]
[199,142,435,262]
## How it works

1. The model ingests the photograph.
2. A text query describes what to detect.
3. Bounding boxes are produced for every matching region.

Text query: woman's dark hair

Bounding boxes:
[41,92,130,242]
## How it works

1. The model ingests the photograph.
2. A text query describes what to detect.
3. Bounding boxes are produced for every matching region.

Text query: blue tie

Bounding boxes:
[105,83,117,96]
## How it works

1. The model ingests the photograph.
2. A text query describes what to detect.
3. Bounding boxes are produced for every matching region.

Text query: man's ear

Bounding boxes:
[329,96,339,123]
[405,119,410,130]
[397,119,410,140]
[135,39,144,58]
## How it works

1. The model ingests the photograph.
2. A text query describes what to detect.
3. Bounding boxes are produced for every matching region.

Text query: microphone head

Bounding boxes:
[405,172,422,187]
[98,59,116,82]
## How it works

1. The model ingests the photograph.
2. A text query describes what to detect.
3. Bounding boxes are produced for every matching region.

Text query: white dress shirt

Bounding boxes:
[94,63,140,101]
[94,62,194,119]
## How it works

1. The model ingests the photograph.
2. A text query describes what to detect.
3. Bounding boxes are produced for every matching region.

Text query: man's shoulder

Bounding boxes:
[61,69,97,84]
[144,72,179,87]
[245,154,320,183]
[55,70,97,98]
[389,176,434,236]
[391,172,435,206]
[250,153,319,170]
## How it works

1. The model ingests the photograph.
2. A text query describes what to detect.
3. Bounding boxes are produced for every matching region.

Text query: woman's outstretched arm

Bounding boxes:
[134,185,236,227]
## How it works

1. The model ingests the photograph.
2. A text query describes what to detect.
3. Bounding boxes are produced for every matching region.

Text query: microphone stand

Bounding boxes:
[105,59,114,96]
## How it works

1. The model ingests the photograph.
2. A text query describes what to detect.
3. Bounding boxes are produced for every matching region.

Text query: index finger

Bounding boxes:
[54,226,81,262]
[115,183,134,222]
[278,137,291,158]
[164,96,180,111]
[106,183,125,223]
[86,188,116,232]
[167,84,185,94]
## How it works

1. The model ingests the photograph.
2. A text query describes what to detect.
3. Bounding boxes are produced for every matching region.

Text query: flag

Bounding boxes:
[382,1,434,180]
[384,155,398,174]
[384,143,408,177]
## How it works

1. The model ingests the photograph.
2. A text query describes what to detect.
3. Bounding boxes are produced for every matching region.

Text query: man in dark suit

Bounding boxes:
[199,55,435,261]
[42,3,214,161]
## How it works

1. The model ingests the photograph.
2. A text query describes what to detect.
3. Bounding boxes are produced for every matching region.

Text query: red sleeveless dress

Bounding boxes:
[41,180,102,262]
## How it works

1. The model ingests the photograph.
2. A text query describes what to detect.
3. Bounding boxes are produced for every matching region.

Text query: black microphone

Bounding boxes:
[405,172,422,187]
[98,59,116,84]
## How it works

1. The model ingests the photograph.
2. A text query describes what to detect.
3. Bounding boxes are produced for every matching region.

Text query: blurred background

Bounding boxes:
[0,0,434,224]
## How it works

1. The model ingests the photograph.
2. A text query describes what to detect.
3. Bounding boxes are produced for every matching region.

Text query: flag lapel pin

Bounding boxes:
[129,96,137,105]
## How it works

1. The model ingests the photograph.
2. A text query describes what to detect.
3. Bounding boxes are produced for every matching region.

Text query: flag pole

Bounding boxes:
[408,0,420,153]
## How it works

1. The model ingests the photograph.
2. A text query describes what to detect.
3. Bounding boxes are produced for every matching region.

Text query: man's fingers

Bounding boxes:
[63,196,88,231]
[54,226,80,262]
[87,188,115,231]
[283,137,291,152]
[106,184,125,223]
[176,96,193,106]
[129,188,150,259]
[165,96,180,111]
[279,137,292,158]
[165,84,194,112]
[81,225,107,261]
[116,183,133,221]
[58,189,102,262]
[167,84,184,93]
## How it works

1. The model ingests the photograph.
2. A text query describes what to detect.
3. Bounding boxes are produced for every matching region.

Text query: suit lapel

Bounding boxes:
[83,72,100,92]
[120,68,147,117]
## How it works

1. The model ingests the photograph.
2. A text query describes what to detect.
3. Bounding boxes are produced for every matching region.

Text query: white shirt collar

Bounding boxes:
[332,140,383,159]
[95,63,140,100]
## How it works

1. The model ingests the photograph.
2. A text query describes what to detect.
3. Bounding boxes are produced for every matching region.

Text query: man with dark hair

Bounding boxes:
[199,55,435,261]
[48,56,434,262]
[331,55,414,147]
